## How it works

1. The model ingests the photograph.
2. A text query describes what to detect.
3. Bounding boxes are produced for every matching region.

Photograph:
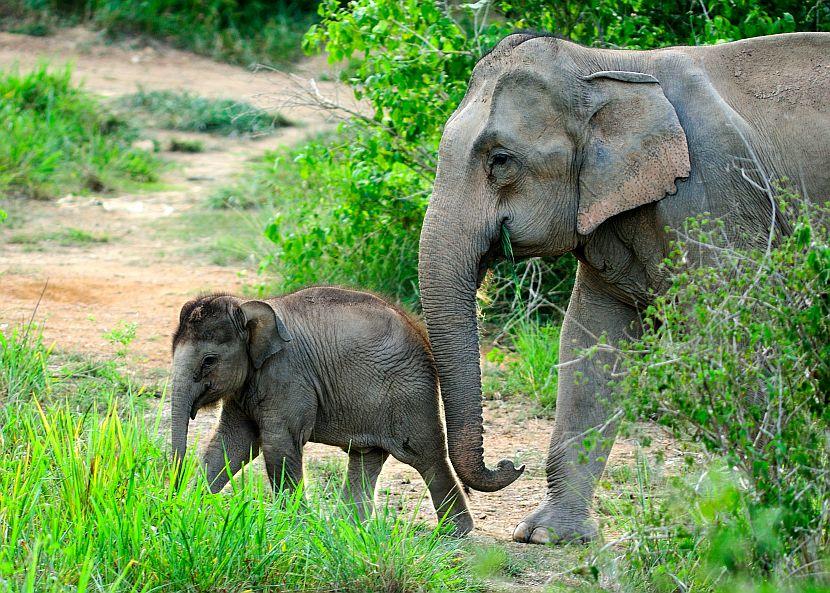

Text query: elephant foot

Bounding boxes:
[449,512,474,537]
[512,503,597,545]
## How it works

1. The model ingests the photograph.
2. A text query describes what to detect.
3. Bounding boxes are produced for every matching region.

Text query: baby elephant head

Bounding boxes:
[169,294,292,466]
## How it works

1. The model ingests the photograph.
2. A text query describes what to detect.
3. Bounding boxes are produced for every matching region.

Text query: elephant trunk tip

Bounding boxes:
[458,458,525,493]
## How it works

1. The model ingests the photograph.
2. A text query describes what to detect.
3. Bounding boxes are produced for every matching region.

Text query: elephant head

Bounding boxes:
[170,295,292,467]
[418,34,690,492]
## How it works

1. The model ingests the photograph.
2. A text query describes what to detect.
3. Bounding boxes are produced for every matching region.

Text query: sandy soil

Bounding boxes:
[0,28,678,591]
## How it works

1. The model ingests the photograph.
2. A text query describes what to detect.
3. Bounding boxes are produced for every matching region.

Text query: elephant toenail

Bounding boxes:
[512,522,531,542]
[530,527,553,545]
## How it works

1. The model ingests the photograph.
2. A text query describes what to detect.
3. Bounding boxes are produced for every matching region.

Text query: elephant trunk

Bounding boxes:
[170,366,193,480]
[419,202,524,492]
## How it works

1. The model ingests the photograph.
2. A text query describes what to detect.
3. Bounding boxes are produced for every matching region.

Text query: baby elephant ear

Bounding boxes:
[577,71,690,235]
[239,300,293,369]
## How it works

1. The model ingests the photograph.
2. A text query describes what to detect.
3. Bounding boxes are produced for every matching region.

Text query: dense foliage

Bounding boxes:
[0,66,159,199]
[0,0,319,67]
[503,0,826,47]
[613,202,830,588]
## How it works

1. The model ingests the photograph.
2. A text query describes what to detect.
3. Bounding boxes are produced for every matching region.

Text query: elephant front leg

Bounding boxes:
[203,399,261,494]
[513,270,641,544]
[261,430,305,494]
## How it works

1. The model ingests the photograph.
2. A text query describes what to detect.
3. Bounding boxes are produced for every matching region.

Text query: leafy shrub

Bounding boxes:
[503,0,825,48]
[599,455,830,593]
[214,134,428,306]
[0,65,159,199]
[116,89,290,136]
[2,0,319,67]
[615,201,830,585]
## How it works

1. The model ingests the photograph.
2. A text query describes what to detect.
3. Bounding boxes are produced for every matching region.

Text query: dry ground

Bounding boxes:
[0,28,680,591]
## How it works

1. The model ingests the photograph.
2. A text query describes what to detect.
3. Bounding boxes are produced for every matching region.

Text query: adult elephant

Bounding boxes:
[418,32,829,544]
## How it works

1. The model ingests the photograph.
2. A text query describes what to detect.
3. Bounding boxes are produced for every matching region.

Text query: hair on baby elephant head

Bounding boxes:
[169,294,292,466]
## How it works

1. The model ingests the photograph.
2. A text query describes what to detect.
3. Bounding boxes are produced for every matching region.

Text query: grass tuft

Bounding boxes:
[168,137,205,153]
[0,65,160,199]
[8,227,110,246]
[0,324,50,403]
[116,89,291,137]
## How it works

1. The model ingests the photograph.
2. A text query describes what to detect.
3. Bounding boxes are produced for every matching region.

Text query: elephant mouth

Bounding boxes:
[476,237,504,289]
[189,383,214,419]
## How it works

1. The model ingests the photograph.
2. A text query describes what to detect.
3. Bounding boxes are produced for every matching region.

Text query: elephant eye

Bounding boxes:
[487,150,519,184]
[492,153,510,167]
[202,355,218,368]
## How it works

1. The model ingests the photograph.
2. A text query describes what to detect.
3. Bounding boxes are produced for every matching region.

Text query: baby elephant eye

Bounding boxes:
[202,355,218,368]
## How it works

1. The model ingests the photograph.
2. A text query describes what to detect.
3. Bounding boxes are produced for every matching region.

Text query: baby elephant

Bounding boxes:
[170,287,473,534]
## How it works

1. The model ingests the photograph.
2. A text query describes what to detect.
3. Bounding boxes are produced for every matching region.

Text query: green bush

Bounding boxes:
[0,324,477,592]
[2,0,319,67]
[214,134,428,306]
[502,0,825,48]
[596,453,830,593]
[115,89,291,137]
[613,201,830,587]
[0,65,160,199]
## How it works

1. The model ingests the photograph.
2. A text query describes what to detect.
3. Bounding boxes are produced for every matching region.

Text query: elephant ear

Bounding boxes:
[577,70,690,235]
[239,300,293,369]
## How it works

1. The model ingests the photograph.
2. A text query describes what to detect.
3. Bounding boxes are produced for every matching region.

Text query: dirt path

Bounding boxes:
[0,27,344,370]
[0,28,676,591]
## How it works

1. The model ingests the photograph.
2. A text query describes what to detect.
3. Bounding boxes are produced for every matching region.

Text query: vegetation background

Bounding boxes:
[1,0,828,591]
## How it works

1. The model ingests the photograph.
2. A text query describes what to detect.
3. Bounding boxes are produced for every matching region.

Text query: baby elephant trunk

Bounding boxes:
[170,367,195,483]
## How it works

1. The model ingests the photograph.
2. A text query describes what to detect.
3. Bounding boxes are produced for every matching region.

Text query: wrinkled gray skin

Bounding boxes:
[418,32,829,544]
[170,287,473,534]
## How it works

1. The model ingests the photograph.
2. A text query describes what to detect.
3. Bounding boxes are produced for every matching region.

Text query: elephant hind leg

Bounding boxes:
[342,448,388,520]
[413,457,474,536]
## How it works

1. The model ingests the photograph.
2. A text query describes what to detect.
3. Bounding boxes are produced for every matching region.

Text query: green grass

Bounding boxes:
[484,321,561,415]
[0,324,50,404]
[8,227,110,246]
[0,65,160,200]
[0,323,477,592]
[1,0,319,68]
[153,206,273,268]
[115,89,291,137]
